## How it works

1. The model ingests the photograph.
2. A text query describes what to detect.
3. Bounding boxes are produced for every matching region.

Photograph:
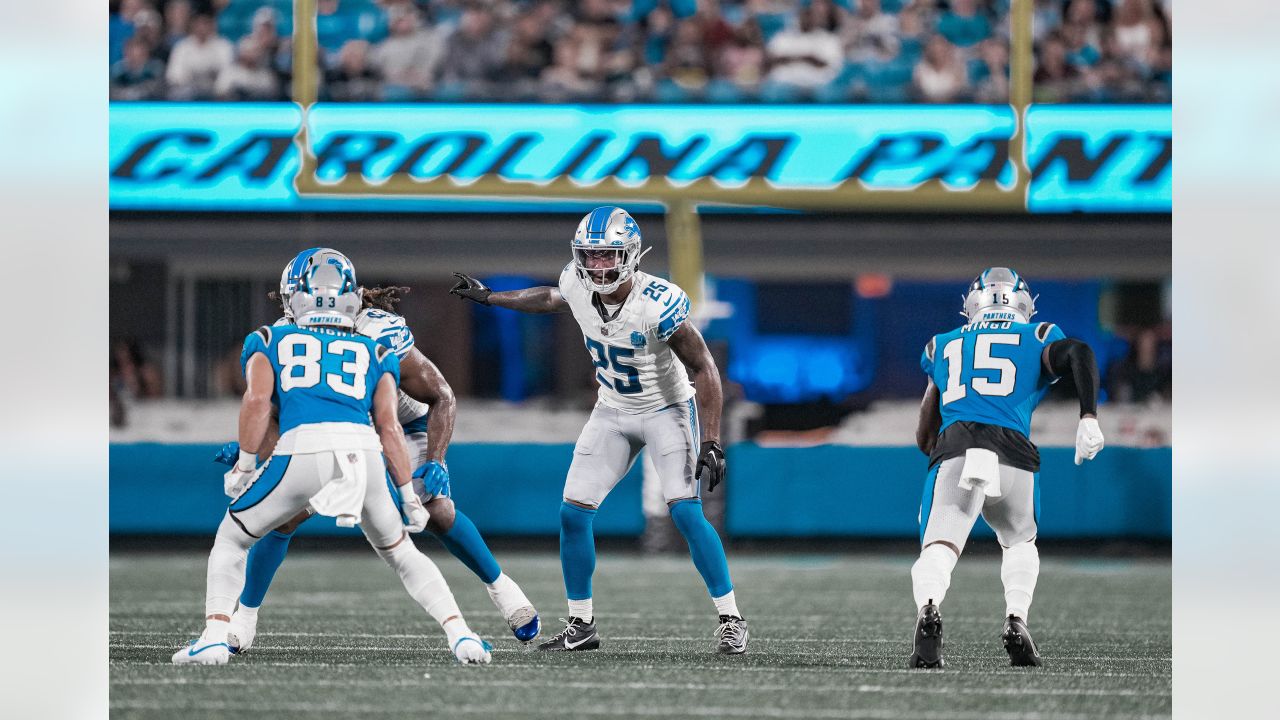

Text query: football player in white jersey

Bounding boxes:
[214,254,539,653]
[449,206,748,655]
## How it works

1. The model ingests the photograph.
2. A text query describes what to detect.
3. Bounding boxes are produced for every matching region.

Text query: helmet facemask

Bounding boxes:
[571,207,649,295]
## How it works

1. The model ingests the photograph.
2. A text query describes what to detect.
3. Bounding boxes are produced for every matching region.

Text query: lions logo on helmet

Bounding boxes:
[962,267,1038,324]
[284,248,363,329]
[572,206,652,294]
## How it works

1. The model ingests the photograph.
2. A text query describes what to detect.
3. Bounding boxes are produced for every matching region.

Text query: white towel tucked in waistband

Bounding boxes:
[308,450,369,527]
[958,448,1002,498]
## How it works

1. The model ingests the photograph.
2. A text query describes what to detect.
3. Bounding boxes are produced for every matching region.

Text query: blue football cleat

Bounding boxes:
[512,611,541,643]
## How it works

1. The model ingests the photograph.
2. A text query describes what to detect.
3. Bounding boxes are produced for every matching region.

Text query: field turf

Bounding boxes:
[110,548,1170,719]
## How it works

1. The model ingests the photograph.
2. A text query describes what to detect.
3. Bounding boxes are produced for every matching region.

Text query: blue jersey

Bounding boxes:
[241,325,400,435]
[921,320,1066,440]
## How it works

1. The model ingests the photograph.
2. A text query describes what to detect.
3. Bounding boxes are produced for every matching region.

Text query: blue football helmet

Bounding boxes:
[571,206,651,294]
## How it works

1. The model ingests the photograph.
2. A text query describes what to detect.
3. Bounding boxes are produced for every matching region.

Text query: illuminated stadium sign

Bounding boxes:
[108,103,1169,213]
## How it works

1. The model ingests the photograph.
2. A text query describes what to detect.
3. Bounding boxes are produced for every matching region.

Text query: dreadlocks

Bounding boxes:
[362,285,411,312]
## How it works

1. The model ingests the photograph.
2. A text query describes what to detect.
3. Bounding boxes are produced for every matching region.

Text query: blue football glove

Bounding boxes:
[213,441,240,467]
[412,460,451,501]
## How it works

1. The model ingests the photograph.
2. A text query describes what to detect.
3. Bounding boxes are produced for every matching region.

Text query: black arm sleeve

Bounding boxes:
[1046,338,1100,417]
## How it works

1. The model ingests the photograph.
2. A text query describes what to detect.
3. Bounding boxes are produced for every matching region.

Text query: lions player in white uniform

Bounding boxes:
[173,249,491,666]
[449,206,748,655]
[216,258,539,654]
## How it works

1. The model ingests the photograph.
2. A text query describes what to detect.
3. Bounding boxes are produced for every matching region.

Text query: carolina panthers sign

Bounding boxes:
[109,103,1169,214]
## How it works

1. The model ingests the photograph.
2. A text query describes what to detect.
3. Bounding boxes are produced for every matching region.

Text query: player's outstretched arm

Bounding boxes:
[449,272,568,314]
[668,322,727,491]
[399,346,456,464]
[1043,338,1105,463]
[916,380,942,456]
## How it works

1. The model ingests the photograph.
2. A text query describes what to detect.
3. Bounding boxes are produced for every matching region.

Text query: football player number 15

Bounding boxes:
[940,334,1020,404]
[586,337,642,395]
[277,335,370,400]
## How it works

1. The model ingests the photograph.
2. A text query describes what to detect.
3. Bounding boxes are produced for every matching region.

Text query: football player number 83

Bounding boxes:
[940,333,1020,404]
[277,335,370,400]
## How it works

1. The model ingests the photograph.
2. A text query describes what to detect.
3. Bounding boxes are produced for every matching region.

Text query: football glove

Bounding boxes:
[212,441,240,467]
[449,273,491,306]
[412,459,451,501]
[396,484,430,533]
[223,450,261,500]
[1074,416,1105,465]
[696,440,726,492]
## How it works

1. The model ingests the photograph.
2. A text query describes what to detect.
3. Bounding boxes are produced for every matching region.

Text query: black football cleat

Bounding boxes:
[535,617,600,652]
[1002,614,1043,667]
[714,615,749,655]
[909,601,945,669]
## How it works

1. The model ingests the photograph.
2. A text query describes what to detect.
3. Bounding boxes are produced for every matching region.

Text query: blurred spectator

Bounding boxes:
[913,34,966,102]
[436,3,510,99]
[111,37,167,101]
[541,30,602,101]
[161,0,193,61]
[369,4,443,100]
[106,0,1171,104]
[969,37,1009,103]
[763,0,843,100]
[1105,324,1172,403]
[327,40,383,101]
[317,0,387,57]
[215,37,282,100]
[712,20,766,100]
[166,13,234,100]
[936,0,991,50]
[1033,30,1079,102]
[111,339,164,401]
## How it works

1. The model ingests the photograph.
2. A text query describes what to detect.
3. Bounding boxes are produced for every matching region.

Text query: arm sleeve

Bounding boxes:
[240,327,271,376]
[1046,338,1100,417]
[654,289,692,342]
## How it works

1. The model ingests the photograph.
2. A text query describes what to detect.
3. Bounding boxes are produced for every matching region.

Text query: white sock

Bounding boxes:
[486,573,532,618]
[712,591,741,619]
[205,515,254,619]
[911,543,959,610]
[1001,541,1040,620]
[202,618,229,643]
[567,598,593,621]
[235,604,258,620]
[376,539,463,627]
[442,617,473,647]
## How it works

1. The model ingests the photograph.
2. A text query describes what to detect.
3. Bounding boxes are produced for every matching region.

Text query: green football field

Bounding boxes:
[110,548,1171,719]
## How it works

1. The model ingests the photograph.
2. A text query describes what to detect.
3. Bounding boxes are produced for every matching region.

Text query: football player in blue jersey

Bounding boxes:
[910,267,1105,669]
[213,253,539,653]
[173,249,491,665]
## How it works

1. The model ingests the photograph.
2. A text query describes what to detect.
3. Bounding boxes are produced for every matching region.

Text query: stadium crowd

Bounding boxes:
[110,0,1171,104]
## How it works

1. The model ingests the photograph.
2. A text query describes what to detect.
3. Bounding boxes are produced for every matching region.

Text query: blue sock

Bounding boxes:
[239,529,293,608]
[435,509,502,585]
[559,502,597,601]
[669,499,734,598]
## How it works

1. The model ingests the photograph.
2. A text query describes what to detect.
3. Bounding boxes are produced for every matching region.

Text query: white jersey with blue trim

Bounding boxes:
[277,312,429,429]
[558,265,696,413]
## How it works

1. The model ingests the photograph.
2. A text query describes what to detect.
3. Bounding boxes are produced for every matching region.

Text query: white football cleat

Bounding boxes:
[227,605,259,654]
[171,630,231,666]
[486,574,541,643]
[452,634,493,665]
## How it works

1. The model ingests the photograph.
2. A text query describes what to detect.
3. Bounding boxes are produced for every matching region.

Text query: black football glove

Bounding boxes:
[449,272,491,305]
[696,440,726,492]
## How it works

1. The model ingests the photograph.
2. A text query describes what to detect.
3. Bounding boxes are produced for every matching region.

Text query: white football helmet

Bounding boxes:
[962,267,1037,324]
[571,206,651,294]
[284,248,362,329]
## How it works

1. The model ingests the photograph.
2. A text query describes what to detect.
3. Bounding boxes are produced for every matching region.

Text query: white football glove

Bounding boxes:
[223,450,261,499]
[1074,416,1105,465]
[399,486,429,533]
